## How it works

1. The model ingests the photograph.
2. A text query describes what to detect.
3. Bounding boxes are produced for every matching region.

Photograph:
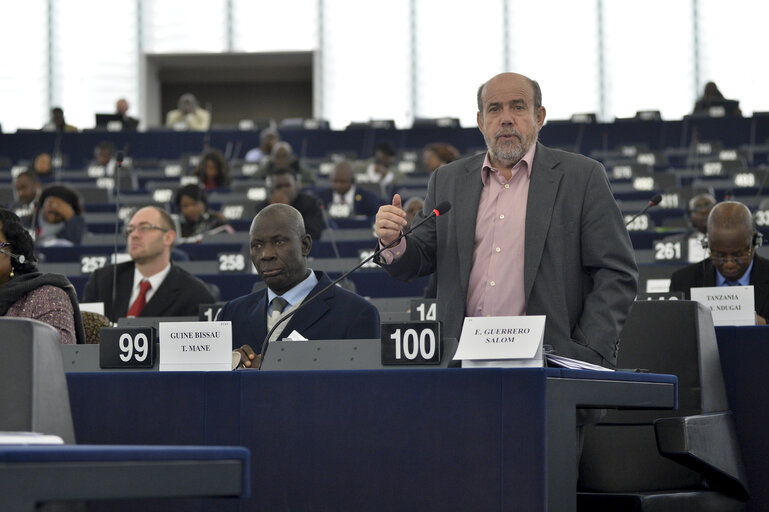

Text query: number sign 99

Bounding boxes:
[99,327,155,369]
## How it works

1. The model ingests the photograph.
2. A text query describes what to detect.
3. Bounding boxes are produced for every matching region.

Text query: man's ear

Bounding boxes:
[536,106,546,129]
[301,233,312,256]
[164,229,176,247]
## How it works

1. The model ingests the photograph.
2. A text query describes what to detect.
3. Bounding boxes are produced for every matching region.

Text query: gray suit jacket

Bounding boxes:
[381,143,638,366]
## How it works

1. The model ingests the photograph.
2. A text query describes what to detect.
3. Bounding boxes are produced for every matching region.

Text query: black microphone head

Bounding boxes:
[116,151,125,164]
[649,194,662,205]
[433,201,452,216]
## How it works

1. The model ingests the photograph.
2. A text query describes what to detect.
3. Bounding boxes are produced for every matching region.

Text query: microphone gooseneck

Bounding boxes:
[625,193,662,227]
[252,200,452,369]
[111,153,125,321]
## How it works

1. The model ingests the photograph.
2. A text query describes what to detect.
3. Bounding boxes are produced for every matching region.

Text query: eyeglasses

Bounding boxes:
[125,224,169,238]
[709,248,753,265]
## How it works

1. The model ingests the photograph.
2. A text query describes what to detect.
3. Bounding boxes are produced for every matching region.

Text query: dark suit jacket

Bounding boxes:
[82,261,215,322]
[316,186,383,218]
[218,270,380,349]
[669,254,769,318]
[255,192,325,240]
[380,143,638,367]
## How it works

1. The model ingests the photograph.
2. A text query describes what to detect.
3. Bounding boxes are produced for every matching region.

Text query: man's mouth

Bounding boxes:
[261,268,282,277]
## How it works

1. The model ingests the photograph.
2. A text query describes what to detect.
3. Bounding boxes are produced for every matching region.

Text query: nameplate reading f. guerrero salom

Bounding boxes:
[158,321,233,371]
[453,315,545,368]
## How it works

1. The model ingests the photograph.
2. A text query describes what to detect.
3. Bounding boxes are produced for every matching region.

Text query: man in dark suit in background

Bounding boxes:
[218,204,380,368]
[316,160,383,218]
[670,201,769,324]
[375,72,637,368]
[255,167,325,240]
[82,206,214,322]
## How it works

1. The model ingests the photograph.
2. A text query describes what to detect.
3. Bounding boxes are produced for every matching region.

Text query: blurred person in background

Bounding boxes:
[22,184,85,247]
[30,152,53,178]
[403,196,424,229]
[258,141,315,184]
[0,209,85,344]
[43,107,77,132]
[422,142,460,173]
[361,141,402,196]
[195,149,230,190]
[115,98,139,131]
[174,184,234,242]
[165,93,211,131]
[255,168,324,240]
[8,170,41,217]
[245,127,280,163]
[316,160,383,218]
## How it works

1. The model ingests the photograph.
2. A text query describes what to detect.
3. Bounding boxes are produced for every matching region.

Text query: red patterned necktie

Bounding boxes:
[126,280,152,317]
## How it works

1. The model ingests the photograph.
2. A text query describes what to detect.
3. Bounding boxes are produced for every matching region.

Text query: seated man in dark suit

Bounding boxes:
[255,167,325,240]
[218,204,380,368]
[670,201,769,324]
[82,206,215,322]
[316,160,383,218]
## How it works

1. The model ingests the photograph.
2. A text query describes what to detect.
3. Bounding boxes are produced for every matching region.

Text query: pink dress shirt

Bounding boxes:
[465,145,534,318]
[380,144,536,319]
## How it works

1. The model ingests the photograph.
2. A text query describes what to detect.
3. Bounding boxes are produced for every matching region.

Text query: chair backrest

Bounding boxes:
[579,300,737,493]
[611,300,728,420]
[0,318,76,443]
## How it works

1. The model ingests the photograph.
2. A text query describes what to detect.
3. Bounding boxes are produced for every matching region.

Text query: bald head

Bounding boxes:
[251,204,306,239]
[477,72,542,114]
[708,201,753,241]
[707,201,756,282]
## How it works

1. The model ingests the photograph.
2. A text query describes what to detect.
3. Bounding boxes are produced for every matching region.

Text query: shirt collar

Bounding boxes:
[481,142,536,185]
[715,257,754,286]
[267,269,318,308]
[133,262,171,292]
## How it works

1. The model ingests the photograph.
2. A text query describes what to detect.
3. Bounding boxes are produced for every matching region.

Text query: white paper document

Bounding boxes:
[159,321,233,371]
[545,354,613,372]
[0,432,65,445]
[690,286,755,326]
[454,316,545,368]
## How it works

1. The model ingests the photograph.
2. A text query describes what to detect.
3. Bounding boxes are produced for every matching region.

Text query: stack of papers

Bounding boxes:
[0,432,65,445]
[546,354,613,372]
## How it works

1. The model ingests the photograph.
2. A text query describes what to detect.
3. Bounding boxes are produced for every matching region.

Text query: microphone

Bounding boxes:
[251,200,452,369]
[625,193,661,227]
[111,152,125,321]
[0,249,26,264]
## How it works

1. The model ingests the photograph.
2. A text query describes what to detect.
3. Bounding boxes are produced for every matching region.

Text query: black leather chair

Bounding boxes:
[0,318,76,444]
[577,301,748,511]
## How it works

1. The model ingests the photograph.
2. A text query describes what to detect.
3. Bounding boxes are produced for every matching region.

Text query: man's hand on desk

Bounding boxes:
[756,313,767,326]
[233,344,260,369]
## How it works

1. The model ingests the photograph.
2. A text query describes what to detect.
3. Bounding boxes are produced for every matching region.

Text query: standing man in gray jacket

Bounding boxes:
[375,72,637,368]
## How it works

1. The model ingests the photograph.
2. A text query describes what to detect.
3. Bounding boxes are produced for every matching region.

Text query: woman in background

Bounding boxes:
[174,184,233,242]
[0,209,85,344]
[194,149,230,190]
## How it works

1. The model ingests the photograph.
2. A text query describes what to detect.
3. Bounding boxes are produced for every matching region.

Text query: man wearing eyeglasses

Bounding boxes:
[83,206,215,322]
[670,201,769,325]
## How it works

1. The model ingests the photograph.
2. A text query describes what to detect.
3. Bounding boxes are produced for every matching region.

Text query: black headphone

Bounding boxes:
[0,248,26,264]
[701,231,763,250]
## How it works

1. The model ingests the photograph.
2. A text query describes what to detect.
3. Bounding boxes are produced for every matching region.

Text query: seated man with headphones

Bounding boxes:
[670,201,769,324]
